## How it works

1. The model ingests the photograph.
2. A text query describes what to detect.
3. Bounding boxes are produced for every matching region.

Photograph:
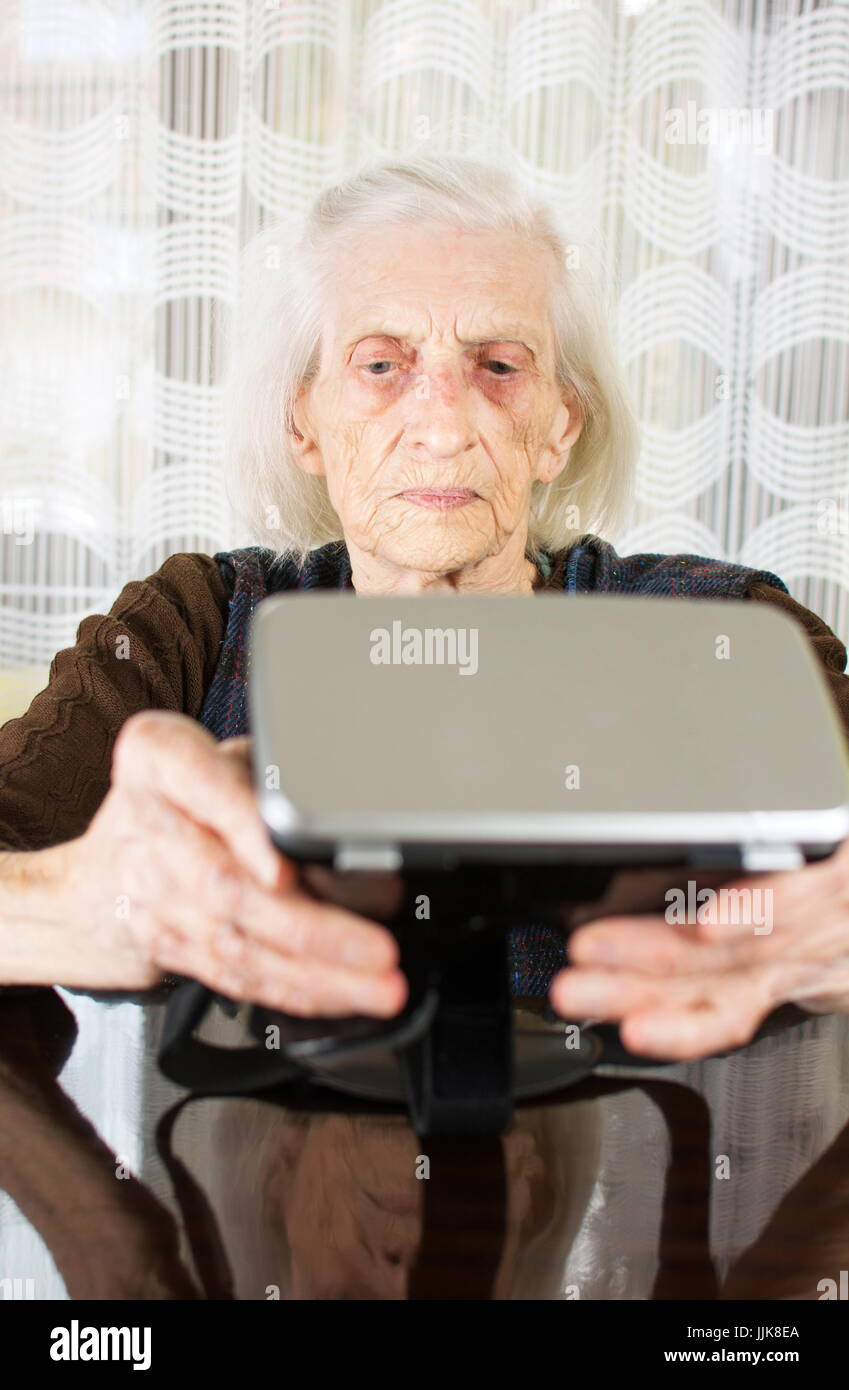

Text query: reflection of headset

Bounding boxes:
[157,986,812,1299]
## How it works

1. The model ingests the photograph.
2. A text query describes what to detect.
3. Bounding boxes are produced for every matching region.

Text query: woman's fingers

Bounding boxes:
[149,917,407,1017]
[157,872,401,977]
[112,711,283,891]
[229,882,401,970]
[105,713,408,1015]
[694,844,849,943]
[552,962,768,1020]
[115,778,403,1013]
[618,992,769,1062]
[135,806,400,972]
[567,914,756,976]
[554,854,849,1060]
[550,961,775,1060]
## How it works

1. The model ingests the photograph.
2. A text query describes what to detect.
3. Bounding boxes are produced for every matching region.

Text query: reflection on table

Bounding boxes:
[1,987,849,1300]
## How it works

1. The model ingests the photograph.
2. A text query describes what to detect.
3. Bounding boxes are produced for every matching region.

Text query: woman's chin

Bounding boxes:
[368,516,495,577]
[378,540,489,577]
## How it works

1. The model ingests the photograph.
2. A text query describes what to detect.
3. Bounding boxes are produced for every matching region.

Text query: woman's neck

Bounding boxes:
[346,538,541,596]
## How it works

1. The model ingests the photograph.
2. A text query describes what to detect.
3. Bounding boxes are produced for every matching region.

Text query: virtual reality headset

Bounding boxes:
[250,591,849,876]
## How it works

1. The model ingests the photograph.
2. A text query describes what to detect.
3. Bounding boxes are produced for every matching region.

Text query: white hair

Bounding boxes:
[221,152,640,562]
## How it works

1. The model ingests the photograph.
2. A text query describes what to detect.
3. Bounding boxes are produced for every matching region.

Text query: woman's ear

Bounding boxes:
[536,388,584,485]
[289,386,326,477]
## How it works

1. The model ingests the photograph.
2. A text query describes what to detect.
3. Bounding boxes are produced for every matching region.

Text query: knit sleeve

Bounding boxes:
[746,579,849,745]
[0,553,229,852]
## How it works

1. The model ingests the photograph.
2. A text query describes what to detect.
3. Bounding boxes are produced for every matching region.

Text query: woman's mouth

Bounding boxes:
[396,488,480,511]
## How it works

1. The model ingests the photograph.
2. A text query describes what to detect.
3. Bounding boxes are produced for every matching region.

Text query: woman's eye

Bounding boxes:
[483,359,517,376]
[364,360,395,375]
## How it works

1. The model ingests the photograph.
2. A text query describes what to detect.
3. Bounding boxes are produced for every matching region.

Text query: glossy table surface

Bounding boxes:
[2,984,849,1301]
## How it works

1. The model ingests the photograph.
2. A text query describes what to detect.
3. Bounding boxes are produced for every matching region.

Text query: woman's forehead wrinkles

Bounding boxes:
[338,319,547,357]
[323,246,556,364]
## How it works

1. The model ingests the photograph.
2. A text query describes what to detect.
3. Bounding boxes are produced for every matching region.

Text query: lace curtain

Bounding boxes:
[1,0,848,722]
[0,0,848,1300]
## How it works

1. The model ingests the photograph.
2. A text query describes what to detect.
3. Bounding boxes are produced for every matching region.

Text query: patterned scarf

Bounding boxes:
[198,533,788,997]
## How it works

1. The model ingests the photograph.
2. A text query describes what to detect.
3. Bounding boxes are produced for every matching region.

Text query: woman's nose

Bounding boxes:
[404,363,477,459]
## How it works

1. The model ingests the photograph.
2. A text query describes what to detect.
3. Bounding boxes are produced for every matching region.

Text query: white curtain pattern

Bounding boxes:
[1,0,848,718]
[1,0,848,1299]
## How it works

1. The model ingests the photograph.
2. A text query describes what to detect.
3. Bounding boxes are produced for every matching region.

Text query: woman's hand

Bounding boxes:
[549,838,849,1061]
[5,710,407,1018]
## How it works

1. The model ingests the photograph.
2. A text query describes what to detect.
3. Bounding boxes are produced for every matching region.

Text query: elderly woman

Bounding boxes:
[2,154,849,1063]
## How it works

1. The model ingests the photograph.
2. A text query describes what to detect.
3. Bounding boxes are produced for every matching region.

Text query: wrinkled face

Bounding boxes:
[291,220,582,581]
